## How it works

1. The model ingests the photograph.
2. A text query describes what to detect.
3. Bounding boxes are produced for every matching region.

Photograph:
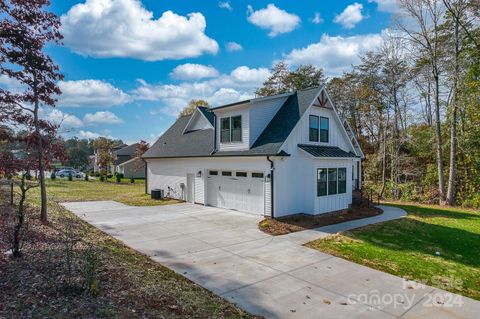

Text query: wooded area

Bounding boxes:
[256,0,479,208]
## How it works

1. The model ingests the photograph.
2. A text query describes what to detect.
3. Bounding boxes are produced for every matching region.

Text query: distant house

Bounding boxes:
[143,86,364,217]
[111,143,145,178]
[91,143,127,173]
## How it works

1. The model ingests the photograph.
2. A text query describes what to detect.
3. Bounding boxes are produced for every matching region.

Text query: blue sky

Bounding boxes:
[15,0,398,144]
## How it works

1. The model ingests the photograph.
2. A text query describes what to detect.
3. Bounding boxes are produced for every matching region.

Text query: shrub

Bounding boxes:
[130,177,135,183]
[115,172,124,179]
[84,174,89,181]
[99,175,105,182]
[50,172,56,180]
[24,172,32,180]
[106,174,113,179]
[68,172,73,181]
[115,175,121,183]
[94,172,100,177]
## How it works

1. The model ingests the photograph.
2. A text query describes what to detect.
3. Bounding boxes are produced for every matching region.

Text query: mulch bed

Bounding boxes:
[259,205,383,236]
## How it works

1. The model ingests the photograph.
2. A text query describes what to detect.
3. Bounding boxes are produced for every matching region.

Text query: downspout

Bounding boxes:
[267,156,274,219]
[211,114,217,155]
[143,158,148,194]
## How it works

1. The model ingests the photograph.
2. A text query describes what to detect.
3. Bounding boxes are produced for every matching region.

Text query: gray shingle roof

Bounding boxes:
[115,143,138,156]
[142,115,214,158]
[143,87,324,159]
[298,144,359,158]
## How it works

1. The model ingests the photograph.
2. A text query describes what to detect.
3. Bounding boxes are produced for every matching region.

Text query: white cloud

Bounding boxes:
[334,3,365,29]
[247,4,300,37]
[311,12,324,24]
[46,109,83,128]
[369,0,399,13]
[61,0,219,61]
[170,64,219,80]
[132,65,270,115]
[225,42,243,52]
[78,130,113,139]
[58,80,132,107]
[84,111,123,124]
[218,1,232,11]
[283,32,384,76]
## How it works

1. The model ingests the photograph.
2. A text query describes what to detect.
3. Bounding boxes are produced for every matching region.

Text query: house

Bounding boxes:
[92,143,127,173]
[111,143,146,178]
[142,86,364,217]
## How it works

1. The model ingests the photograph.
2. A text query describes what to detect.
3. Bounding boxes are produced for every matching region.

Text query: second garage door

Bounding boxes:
[206,170,264,214]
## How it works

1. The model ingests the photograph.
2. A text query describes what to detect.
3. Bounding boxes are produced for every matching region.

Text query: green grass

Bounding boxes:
[43,179,178,206]
[307,203,480,300]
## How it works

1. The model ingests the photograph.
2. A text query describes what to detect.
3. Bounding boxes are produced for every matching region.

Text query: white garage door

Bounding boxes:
[207,170,264,214]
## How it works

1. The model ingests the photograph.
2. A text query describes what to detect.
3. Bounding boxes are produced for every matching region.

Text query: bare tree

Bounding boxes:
[396,0,447,203]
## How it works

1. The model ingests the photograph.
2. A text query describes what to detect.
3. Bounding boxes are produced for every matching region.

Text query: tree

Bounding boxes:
[256,62,325,97]
[64,138,93,170]
[92,137,116,178]
[0,0,63,222]
[179,99,209,117]
[133,140,149,172]
[0,113,64,257]
[396,0,447,204]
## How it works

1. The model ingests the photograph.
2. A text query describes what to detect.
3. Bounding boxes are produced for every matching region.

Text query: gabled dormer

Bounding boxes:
[183,106,214,134]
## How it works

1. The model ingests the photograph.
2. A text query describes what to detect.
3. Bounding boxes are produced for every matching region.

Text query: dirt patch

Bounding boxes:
[259,206,383,236]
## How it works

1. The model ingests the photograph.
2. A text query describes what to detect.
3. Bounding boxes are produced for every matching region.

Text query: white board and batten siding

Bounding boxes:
[146,157,272,215]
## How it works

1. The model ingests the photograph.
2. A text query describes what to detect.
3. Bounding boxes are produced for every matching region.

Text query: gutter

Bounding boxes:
[211,113,217,155]
[267,156,274,219]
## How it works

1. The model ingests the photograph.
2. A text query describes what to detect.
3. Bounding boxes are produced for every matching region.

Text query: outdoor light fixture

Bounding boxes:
[197,170,202,177]
[265,174,271,182]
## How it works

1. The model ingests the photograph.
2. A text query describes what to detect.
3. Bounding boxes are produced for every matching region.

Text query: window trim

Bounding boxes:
[320,116,329,143]
[219,115,242,144]
[317,167,347,197]
[309,115,319,142]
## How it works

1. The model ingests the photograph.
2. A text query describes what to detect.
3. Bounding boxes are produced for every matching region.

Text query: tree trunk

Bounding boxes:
[13,179,26,258]
[433,70,446,204]
[446,13,461,206]
[33,78,48,222]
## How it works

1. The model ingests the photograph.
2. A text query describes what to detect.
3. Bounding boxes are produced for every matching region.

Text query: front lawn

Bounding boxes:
[307,203,480,300]
[45,179,178,206]
[0,179,257,318]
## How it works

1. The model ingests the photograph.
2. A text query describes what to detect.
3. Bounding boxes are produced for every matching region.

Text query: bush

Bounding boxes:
[84,174,89,181]
[99,175,105,182]
[115,172,124,179]
[106,174,113,179]
[68,173,73,181]
[24,172,32,180]
[94,172,100,177]
[130,177,135,183]
[115,175,121,183]
[50,172,56,180]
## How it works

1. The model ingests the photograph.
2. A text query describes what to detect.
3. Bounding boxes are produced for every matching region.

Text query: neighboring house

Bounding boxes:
[91,143,127,173]
[111,143,146,178]
[143,86,364,217]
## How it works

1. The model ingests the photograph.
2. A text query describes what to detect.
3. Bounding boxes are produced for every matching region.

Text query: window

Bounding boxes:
[209,170,218,176]
[236,172,247,177]
[309,115,319,142]
[338,168,347,194]
[317,168,327,196]
[320,117,329,142]
[220,118,230,143]
[231,116,242,142]
[252,172,264,178]
[328,168,337,195]
[222,171,232,176]
[220,116,242,143]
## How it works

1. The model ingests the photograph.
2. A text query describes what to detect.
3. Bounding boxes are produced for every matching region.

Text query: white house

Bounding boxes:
[143,86,364,218]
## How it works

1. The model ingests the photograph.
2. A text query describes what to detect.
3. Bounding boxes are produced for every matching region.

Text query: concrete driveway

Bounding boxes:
[63,201,480,319]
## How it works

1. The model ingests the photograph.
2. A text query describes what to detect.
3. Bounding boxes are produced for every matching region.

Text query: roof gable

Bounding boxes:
[183,107,214,134]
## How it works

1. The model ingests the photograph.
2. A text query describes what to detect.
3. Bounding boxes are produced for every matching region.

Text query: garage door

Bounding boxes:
[207,170,264,214]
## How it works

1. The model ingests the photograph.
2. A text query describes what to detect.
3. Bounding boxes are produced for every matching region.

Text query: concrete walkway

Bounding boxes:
[62,201,480,319]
